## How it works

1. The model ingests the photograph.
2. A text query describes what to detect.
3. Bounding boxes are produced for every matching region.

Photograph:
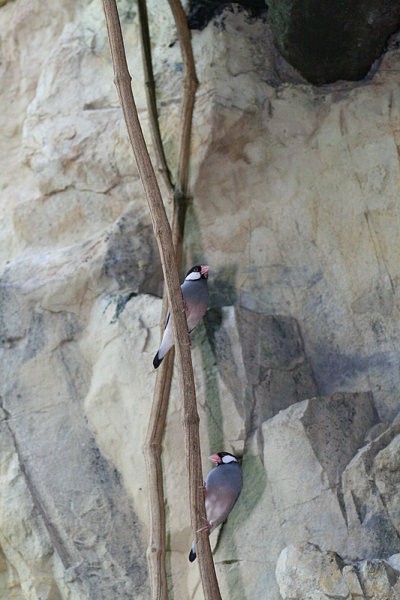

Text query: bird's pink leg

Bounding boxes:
[196,516,213,533]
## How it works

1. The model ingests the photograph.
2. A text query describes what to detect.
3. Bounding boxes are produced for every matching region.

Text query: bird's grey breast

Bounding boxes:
[206,463,243,494]
[181,278,209,306]
[205,463,242,528]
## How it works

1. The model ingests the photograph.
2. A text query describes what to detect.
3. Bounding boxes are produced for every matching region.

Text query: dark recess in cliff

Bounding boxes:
[188,0,400,85]
[188,0,267,30]
[267,0,400,84]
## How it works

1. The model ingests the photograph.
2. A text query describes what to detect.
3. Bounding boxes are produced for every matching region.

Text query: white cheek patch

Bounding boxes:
[185,271,201,281]
[222,455,237,464]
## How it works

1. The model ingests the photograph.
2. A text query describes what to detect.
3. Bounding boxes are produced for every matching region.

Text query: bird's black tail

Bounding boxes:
[188,548,196,562]
[153,352,163,369]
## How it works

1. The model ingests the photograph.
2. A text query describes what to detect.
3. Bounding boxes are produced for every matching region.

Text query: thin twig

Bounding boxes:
[102,2,222,599]
[144,351,174,600]
[141,1,199,598]
[167,0,199,199]
[139,3,175,593]
[137,0,173,193]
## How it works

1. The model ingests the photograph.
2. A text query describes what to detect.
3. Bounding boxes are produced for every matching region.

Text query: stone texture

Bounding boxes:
[387,553,400,571]
[358,559,400,600]
[262,393,379,556]
[342,423,400,559]
[273,415,400,599]
[1,1,400,599]
[0,415,76,600]
[267,0,400,84]
[161,305,317,599]
[276,543,348,599]
[104,205,163,296]
[188,1,267,30]
[0,292,150,598]
[186,10,400,421]
[202,306,317,446]
[276,543,400,599]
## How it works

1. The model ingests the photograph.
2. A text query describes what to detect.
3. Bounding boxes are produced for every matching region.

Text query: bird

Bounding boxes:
[153,264,209,369]
[189,451,243,562]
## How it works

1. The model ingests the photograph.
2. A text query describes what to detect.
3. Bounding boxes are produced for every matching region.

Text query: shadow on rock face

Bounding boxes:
[203,306,318,442]
[104,207,163,297]
[208,263,238,307]
[188,0,267,31]
[268,0,400,84]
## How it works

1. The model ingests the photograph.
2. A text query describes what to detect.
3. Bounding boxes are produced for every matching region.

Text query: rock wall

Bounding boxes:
[1,1,400,599]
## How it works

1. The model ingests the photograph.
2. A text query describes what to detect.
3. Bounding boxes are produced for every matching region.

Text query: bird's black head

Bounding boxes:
[209,451,238,465]
[185,265,209,281]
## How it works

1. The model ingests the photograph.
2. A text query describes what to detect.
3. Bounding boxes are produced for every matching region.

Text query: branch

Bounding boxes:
[138,4,175,592]
[144,350,174,600]
[102,2,222,599]
[137,0,173,193]
[167,0,199,199]
[142,2,199,598]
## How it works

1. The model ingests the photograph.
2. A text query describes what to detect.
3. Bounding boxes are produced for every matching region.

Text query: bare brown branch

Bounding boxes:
[141,1,199,598]
[139,3,175,590]
[144,351,174,600]
[102,2,222,599]
[167,0,199,198]
[137,0,173,193]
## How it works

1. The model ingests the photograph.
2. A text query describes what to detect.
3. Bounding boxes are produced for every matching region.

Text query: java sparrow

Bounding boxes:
[189,451,243,562]
[153,265,209,369]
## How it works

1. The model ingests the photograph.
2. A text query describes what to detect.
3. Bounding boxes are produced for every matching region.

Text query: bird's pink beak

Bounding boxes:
[201,265,209,276]
[208,453,220,463]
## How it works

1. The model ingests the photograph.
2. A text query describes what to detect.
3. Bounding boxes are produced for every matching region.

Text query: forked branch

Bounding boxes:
[140,1,200,597]
[102,2,222,599]
[167,0,198,199]
[137,0,173,192]
[138,4,174,594]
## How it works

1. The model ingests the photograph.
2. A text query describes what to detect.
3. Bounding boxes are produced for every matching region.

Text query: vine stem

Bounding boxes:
[102,2,222,599]
[138,0,198,597]
[137,0,173,193]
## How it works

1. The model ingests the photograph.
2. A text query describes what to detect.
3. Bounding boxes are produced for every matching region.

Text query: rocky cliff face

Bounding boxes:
[1,1,400,599]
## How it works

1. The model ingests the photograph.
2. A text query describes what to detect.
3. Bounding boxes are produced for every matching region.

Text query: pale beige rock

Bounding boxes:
[186,11,400,421]
[276,543,349,599]
[364,421,390,443]
[263,393,378,556]
[342,565,364,597]
[342,423,400,559]
[163,304,315,599]
[0,413,82,600]
[277,544,400,600]
[1,0,400,599]
[387,554,400,571]
[357,559,400,600]
[81,293,162,530]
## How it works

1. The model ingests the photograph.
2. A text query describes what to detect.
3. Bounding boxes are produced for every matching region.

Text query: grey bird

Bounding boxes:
[153,265,209,369]
[189,451,243,562]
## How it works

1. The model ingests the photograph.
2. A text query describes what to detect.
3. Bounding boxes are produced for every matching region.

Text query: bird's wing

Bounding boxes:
[205,486,240,530]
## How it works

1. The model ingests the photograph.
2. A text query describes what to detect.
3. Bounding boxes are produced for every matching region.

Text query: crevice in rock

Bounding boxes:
[103,208,163,296]
[110,291,138,323]
[0,399,76,570]
[188,1,267,31]
[0,334,26,348]
[351,490,369,525]
[352,566,368,599]
[267,1,400,84]
[337,487,348,528]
